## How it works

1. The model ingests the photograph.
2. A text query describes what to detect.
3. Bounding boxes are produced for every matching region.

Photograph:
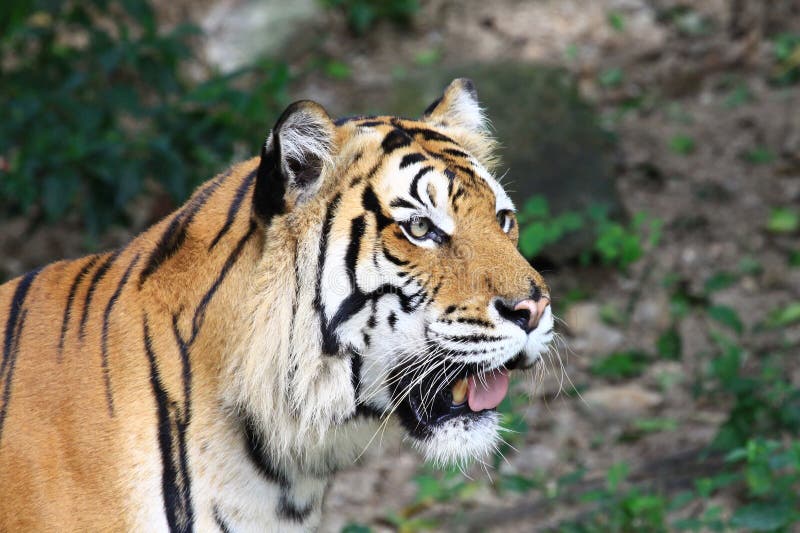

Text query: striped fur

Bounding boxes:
[0,79,553,531]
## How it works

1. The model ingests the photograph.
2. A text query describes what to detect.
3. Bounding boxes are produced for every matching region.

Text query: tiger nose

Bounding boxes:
[513,297,550,333]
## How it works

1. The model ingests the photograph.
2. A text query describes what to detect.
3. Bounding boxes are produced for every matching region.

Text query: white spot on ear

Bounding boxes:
[279,112,333,168]
[424,78,489,134]
[449,85,487,132]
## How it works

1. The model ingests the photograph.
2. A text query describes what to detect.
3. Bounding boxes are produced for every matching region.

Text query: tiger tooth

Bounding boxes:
[451,378,468,405]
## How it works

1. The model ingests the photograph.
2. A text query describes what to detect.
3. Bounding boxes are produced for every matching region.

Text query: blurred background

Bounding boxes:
[2,0,800,531]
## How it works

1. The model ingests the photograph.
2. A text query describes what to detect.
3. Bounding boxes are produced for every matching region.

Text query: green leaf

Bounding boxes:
[607,11,625,32]
[633,417,677,433]
[766,208,799,233]
[499,474,539,493]
[590,350,649,380]
[656,327,682,360]
[341,524,372,533]
[743,146,775,165]
[708,305,744,334]
[765,302,800,328]
[669,134,696,155]
[606,462,629,491]
[599,67,623,87]
[730,503,792,531]
[324,60,351,80]
[414,48,441,66]
[704,271,737,293]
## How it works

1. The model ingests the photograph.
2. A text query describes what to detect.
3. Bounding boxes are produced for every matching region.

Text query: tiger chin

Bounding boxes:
[0,79,553,531]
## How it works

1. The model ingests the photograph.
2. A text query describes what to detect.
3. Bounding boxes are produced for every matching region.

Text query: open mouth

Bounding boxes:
[392,353,525,438]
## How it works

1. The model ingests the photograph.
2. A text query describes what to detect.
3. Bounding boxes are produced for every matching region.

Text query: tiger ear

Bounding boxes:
[422,78,487,133]
[253,100,336,224]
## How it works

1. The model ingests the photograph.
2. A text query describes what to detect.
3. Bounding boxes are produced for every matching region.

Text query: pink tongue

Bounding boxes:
[467,369,510,412]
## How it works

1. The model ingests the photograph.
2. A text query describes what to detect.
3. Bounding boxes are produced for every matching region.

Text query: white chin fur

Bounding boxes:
[411,411,501,467]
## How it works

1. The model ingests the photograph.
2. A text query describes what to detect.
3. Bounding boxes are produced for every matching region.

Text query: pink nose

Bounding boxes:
[514,297,550,332]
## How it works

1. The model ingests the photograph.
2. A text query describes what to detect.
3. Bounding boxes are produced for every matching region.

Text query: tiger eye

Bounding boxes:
[497,211,509,231]
[409,218,430,239]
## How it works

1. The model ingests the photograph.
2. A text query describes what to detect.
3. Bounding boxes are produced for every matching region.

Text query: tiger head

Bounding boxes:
[238,79,553,467]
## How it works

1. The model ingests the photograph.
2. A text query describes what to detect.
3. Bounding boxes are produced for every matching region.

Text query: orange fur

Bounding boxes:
[0,79,550,530]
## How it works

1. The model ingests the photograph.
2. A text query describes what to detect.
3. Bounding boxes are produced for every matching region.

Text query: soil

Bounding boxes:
[3,1,799,531]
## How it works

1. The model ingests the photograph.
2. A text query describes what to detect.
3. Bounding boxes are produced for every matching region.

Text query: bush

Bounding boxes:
[1,0,289,235]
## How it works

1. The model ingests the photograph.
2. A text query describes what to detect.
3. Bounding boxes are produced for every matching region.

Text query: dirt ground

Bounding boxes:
[2,1,799,531]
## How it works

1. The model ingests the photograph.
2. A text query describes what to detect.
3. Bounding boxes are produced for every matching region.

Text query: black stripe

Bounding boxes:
[399,153,426,169]
[445,169,456,197]
[143,315,194,533]
[344,216,366,288]
[455,317,494,328]
[382,246,409,266]
[315,195,341,355]
[388,198,416,210]
[405,127,456,144]
[58,255,100,359]
[381,128,412,153]
[100,253,141,417]
[442,148,470,159]
[170,315,194,533]
[243,414,288,485]
[0,308,27,444]
[209,170,257,251]
[140,177,224,287]
[278,494,312,522]
[387,311,397,330]
[1,267,40,442]
[243,414,314,521]
[80,251,120,341]
[409,166,433,204]
[358,120,385,128]
[437,333,508,343]
[423,96,443,116]
[213,506,232,533]
[189,220,257,344]
[1,268,39,384]
[362,186,393,230]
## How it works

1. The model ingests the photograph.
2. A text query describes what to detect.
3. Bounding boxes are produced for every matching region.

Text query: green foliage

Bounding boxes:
[707,305,744,334]
[765,302,800,328]
[341,524,372,533]
[772,33,800,85]
[590,350,649,380]
[726,439,800,531]
[669,134,696,155]
[598,67,623,87]
[517,196,582,258]
[516,197,660,270]
[607,11,625,32]
[322,0,419,35]
[1,0,289,235]
[743,146,775,165]
[656,327,681,360]
[723,83,752,108]
[766,208,799,234]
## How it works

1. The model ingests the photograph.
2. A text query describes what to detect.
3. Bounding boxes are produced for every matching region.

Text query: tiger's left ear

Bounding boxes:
[422,78,488,133]
[422,78,497,170]
[253,100,336,224]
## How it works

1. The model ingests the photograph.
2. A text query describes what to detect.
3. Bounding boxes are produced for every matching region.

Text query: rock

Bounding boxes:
[507,443,558,474]
[582,384,663,419]
[201,0,319,73]
[563,302,625,356]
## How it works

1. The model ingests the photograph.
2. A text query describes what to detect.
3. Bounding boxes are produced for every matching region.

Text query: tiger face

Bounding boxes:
[276,79,554,464]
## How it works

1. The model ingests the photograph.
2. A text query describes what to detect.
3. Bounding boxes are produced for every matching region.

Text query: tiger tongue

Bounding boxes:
[467,369,510,412]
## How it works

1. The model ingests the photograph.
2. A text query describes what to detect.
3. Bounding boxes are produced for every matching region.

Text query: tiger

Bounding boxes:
[0,78,553,531]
